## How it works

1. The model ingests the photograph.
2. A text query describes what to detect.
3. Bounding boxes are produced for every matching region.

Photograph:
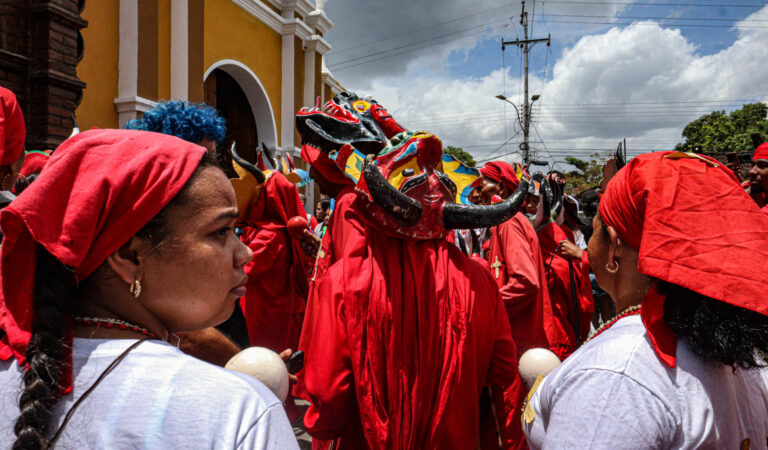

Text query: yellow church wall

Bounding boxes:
[293,37,305,145]
[202,0,283,137]
[157,0,171,101]
[76,0,120,129]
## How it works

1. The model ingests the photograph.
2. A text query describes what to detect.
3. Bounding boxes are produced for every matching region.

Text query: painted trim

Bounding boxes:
[232,0,333,39]
[114,95,157,127]
[170,0,189,100]
[306,10,333,35]
[203,59,279,149]
[309,35,331,55]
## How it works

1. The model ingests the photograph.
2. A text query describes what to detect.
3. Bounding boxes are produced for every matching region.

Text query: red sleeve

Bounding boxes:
[303,265,355,440]
[485,286,518,386]
[497,220,540,307]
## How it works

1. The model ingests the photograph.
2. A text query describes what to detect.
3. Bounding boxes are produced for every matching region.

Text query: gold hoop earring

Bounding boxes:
[129,279,142,298]
[605,260,619,273]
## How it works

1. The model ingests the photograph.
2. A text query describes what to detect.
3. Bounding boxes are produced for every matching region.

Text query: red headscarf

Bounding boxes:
[753,142,768,161]
[19,150,50,177]
[301,144,354,187]
[0,129,205,391]
[480,161,520,192]
[0,86,26,166]
[599,151,768,367]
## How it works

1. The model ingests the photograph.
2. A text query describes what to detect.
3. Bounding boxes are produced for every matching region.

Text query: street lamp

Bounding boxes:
[495,93,540,165]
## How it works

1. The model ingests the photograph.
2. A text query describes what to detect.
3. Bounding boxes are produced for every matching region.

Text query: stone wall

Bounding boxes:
[0,0,87,150]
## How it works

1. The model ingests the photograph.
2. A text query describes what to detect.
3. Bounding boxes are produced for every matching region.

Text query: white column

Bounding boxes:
[116,0,139,127]
[280,28,295,150]
[170,0,189,101]
[303,40,317,108]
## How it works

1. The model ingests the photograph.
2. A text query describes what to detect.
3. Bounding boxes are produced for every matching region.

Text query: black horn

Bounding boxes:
[442,178,529,229]
[362,155,422,227]
[231,142,266,184]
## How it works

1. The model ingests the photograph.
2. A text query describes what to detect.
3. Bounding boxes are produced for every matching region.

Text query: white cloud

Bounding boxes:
[326,3,768,167]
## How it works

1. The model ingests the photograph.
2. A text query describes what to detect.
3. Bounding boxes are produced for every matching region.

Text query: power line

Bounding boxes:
[536,1,764,8]
[540,18,768,28]
[545,13,768,23]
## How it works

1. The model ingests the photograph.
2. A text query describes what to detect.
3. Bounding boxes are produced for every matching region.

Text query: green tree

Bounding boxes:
[564,153,607,194]
[675,102,768,153]
[444,145,476,167]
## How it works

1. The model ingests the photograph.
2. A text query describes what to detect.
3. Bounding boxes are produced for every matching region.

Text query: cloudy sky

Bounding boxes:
[320,0,768,170]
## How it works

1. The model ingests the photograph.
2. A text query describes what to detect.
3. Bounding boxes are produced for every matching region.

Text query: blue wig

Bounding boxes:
[125,100,227,144]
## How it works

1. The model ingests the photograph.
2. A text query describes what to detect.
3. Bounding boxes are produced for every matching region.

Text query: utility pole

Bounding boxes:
[502,1,550,166]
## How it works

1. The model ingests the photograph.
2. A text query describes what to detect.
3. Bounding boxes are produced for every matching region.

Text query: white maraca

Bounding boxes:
[225,347,290,402]
[518,348,561,389]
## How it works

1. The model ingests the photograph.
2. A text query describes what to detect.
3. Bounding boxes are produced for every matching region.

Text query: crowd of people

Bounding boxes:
[0,83,767,449]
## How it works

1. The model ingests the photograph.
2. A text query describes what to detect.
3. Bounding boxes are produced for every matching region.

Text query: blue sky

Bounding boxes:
[321,1,768,169]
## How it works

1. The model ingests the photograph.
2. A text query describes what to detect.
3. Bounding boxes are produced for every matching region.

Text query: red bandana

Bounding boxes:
[19,150,50,177]
[753,142,768,161]
[0,87,26,166]
[480,161,521,192]
[599,151,768,367]
[0,129,205,391]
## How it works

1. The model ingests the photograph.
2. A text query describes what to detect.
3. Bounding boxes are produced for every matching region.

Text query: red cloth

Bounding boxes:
[480,161,520,192]
[20,150,50,177]
[0,86,26,166]
[239,171,311,353]
[599,151,768,367]
[485,213,564,449]
[753,142,768,161]
[301,144,354,188]
[0,129,204,391]
[536,222,594,358]
[301,191,518,450]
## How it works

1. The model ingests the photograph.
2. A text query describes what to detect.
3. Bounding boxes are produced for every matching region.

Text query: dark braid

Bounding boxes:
[13,245,74,450]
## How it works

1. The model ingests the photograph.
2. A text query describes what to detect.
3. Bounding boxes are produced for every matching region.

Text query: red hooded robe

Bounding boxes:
[481,161,566,450]
[300,146,518,449]
[239,171,312,353]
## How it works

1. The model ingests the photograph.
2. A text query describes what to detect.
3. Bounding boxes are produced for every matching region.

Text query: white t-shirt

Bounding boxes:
[0,338,299,449]
[524,315,768,449]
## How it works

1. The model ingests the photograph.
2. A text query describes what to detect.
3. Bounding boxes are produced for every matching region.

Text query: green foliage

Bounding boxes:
[564,153,608,194]
[676,103,768,153]
[444,145,476,167]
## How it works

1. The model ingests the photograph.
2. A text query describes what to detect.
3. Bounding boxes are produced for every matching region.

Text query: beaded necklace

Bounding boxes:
[73,316,157,339]
[585,305,642,343]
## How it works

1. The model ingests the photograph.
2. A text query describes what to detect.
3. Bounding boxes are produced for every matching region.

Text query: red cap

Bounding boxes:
[599,151,768,366]
[753,142,768,161]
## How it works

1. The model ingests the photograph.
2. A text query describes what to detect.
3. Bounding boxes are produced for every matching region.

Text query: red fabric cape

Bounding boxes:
[599,151,768,367]
[536,222,594,358]
[239,171,311,352]
[301,191,517,450]
[0,87,26,166]
[0,129,204,391]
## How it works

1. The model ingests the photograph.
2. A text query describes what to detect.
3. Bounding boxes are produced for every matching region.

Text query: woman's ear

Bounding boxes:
[606,224,621,265]
[105,236,150,285]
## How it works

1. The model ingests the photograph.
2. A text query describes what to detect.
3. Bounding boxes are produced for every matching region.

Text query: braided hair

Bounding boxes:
[12,245,74,450]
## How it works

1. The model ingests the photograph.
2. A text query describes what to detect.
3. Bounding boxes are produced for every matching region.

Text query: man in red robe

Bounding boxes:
[479,161,567,450]
[296,94,522,449]
[748,142,768,214]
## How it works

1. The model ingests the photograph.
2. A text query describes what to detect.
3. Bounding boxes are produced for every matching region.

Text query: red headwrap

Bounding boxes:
[0,129,205,391]
[599,151,768,367]
[753,142,768,161]
[301,144,354,188]
[480,161,520,192]
[0,86,26,166]
[19,150,50,177]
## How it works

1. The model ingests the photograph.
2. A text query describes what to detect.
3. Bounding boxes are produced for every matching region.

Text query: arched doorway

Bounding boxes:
[205,69,258,163]
[203,59,278,163]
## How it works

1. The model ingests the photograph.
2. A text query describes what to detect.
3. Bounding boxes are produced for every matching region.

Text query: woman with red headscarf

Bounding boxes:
[524,152,768,448]
[0,130,297,449]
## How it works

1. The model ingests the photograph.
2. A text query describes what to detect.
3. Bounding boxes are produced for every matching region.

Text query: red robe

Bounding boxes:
[537,222,594,359]
[239,172,311,353]
[485,213,564,450]
[301,191,518,450]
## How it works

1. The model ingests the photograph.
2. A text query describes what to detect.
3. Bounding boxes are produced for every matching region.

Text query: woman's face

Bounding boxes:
[479,176,501,205]
[587,213,612,298]
[140,167,253,332]
[524,193,539,215]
